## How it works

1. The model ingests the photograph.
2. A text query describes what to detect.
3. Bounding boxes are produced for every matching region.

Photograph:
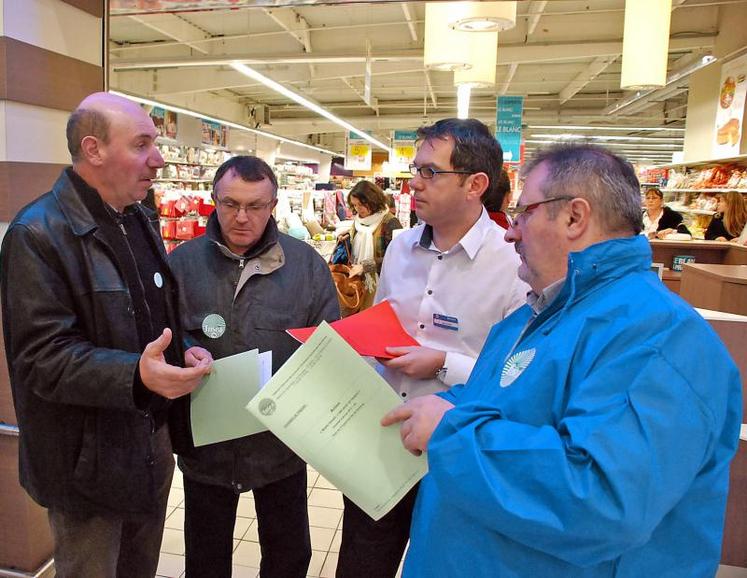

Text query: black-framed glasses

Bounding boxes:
[216,198,275,216]
[512,195,575,217]
[409,164,473,180]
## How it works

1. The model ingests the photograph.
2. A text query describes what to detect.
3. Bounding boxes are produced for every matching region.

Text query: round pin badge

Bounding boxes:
[202,314,226,339]
[153,272,163,288]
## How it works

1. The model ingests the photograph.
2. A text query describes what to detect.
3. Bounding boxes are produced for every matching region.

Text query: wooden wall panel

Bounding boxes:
[60,0,104,18]
[0,162,67,222]
[0,37,103,112]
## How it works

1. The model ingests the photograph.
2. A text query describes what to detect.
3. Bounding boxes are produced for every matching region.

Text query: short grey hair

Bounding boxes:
[66,108,110,162]
[522,144,643,235]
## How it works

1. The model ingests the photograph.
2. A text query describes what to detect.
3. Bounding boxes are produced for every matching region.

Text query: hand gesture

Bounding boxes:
[381,395,454,455]
[139,329,212,399]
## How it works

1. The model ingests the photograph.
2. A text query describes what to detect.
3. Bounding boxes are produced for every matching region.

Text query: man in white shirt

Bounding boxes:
[336,118,528,578]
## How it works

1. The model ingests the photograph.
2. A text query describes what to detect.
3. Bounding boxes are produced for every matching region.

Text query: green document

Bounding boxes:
[246,322,427,521]
[191,349,268,447]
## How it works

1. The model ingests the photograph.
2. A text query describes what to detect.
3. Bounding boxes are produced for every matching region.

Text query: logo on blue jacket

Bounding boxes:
[500,348,536,387]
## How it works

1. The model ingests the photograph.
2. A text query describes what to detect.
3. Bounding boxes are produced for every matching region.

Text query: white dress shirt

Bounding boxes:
[374,208,528,399]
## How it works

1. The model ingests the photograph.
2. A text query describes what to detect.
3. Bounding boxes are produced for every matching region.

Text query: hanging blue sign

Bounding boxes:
[495,96,524,163]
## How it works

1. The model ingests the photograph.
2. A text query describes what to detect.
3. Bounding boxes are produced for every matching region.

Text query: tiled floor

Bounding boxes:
[155,465,387,578]
[156,466,747,578]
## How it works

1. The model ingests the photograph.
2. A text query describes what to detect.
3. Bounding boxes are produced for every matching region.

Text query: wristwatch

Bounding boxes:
[435,365,448,381]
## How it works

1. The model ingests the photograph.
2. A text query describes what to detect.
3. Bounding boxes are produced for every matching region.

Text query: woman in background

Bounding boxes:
[705,191,747,241]
[642,187,689,239]
[342,180,402,310]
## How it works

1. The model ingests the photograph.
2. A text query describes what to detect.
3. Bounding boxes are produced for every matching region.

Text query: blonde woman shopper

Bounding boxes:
[342,180,402,310]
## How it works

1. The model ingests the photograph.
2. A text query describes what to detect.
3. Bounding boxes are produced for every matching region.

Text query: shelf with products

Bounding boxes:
[274,160,319,190]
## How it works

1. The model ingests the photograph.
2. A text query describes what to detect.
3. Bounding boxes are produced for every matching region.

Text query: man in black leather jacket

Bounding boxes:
[0,92,213,578]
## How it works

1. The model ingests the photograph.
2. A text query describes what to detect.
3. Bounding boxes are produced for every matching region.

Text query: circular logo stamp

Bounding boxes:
[153,272,163,288]
[202,314,226,339]
[258,398,276,416]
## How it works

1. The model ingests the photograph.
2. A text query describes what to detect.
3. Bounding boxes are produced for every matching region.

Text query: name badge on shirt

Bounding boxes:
[433,313,459,331]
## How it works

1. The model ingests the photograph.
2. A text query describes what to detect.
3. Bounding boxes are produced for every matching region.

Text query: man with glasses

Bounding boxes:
[383,144,741,578]
[168,155,339,578]
[337,118,528,578]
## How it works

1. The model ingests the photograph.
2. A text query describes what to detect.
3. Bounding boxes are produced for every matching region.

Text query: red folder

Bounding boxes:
[287,300,419,358]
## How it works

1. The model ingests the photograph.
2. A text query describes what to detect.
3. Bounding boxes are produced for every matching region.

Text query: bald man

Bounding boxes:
[0,92,213,578]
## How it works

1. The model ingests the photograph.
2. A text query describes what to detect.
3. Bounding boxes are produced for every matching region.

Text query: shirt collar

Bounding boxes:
[415,207,493,259]
[527,277,565,315]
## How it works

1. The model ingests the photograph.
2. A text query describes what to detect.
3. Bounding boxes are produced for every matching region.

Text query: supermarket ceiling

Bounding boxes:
[108,0,742,161]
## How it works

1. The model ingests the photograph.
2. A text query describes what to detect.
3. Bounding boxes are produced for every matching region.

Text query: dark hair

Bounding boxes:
[66,108,110,162]
[212,155,278,198]
[522,144,643,235]
[348,180,388,214]
[645,187,664,200]
[416,118,503,201]
[482,169,511,212]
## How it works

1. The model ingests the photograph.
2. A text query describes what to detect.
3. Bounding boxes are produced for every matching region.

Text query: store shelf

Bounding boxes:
[654,153,747,169]
[661,188,747,193]
[667,205,717,216]
[162,160,221,168]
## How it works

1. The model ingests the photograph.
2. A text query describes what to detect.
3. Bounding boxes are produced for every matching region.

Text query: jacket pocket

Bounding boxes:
[73,414,97,481]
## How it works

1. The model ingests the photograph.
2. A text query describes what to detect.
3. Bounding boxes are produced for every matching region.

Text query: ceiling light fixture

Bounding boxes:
[454,31,499,89]
[447,2,517,32]
[424,3,472,71]
[620,0,672,89]
[528,125,686,132]
[109,90,339,157]
[230,62,390,152]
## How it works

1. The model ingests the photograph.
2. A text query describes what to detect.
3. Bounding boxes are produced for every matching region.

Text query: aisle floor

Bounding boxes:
[155,466,747,578]
[155,465,403,578]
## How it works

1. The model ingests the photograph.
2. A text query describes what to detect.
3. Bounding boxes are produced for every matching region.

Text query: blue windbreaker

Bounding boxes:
[404,235,742,578]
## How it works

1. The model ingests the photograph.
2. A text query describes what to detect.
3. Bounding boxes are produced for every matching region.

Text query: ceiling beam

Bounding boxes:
[498,63,518,96]
[559,56,616,104]
[526,1,548,36]
[342,77,380,114]
[424,70,438,108]
[110,34,715,71]
[126,13,211,55]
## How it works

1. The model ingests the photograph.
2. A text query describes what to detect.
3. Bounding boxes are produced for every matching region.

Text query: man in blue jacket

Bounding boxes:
[383,144,742,577]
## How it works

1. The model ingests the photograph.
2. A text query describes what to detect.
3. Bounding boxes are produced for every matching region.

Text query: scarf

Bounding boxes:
[352,209,388,293]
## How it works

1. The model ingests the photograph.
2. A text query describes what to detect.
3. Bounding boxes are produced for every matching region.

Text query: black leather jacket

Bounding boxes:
[0,169,184,515]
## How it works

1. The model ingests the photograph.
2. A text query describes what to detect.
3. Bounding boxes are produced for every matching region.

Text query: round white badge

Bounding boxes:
[153,272,163,288]
[202,314,226,339]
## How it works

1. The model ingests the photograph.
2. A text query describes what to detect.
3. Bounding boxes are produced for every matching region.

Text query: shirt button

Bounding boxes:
[235,482,243,491]
[145,455,155,466]
[437,255,443,260]
[427,289,433,295]
[419,323,425,329]
[401,392,407,398]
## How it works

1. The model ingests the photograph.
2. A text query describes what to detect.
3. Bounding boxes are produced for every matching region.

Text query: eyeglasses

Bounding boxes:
[409,164,473,179]
[512,195,575,217]
[216,198,275,215]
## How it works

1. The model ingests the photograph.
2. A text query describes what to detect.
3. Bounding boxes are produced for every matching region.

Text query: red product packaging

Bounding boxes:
[197,199,215,216]
[161,220,177,240]
[159,200,177,218]
[176,219,197,240]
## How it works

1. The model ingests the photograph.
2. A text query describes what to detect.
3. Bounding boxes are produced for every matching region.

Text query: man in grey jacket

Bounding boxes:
[168,155,339,578]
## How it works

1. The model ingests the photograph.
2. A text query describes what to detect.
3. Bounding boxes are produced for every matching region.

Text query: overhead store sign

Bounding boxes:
[345,131,372,171]
[390,130,418,166]
[495,96,524,163]
[713,53,747,159]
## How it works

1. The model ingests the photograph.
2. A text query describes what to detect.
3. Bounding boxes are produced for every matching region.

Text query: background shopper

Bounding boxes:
[0,92,212,578]
[705,191,747,241]
[642,187,689,238]
[482,168,512,229]
[340,180,402,311]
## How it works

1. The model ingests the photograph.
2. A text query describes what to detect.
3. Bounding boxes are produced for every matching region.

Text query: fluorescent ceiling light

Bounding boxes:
[606,54,717,115]
[110,90,338,157]
[530,133,684,142]
[528,125,686,132]
[457,85,472,119]
[230,62,390,152]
